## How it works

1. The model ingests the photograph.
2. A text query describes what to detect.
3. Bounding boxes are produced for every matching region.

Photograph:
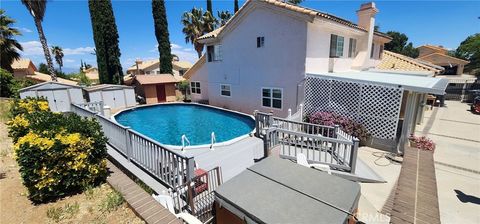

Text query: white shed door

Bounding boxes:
[53,90,70,112]
[37,90,57,112]
[102,91,115,109]
[113,90,126,108]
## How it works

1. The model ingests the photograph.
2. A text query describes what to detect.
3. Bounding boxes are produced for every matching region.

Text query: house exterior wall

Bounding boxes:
[306,22,366,73]
[205,7,308,117]
[189,61,209,102]
[13,66,35,79]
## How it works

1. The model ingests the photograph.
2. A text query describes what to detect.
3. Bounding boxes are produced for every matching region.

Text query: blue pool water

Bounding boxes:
[115,104,255,146]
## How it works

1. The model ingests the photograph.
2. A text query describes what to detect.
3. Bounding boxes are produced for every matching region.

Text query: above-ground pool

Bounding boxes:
[114,103,255,147]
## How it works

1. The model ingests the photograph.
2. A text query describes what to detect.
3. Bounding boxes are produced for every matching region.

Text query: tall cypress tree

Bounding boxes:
[234,0,239,13]
[88,0,123,84]
[152,0,172,74]
[207,0,212,15]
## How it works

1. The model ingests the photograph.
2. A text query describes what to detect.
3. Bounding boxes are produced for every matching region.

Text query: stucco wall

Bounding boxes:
[189,61,209,102]
[306,22,364,73]
[205,7,308,117]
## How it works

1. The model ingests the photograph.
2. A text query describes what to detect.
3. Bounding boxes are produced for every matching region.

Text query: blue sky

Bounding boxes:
[3,0,479,73]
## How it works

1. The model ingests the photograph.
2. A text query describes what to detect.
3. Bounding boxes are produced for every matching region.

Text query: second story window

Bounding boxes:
[207,45,222,62]
[257,36,265,48]
[191,82,201,94]
[329,34,344,58]
[156,71,161,74]
[348,38,357,58]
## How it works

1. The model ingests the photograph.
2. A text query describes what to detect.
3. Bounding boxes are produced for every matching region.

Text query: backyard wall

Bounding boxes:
[205,7,308,117]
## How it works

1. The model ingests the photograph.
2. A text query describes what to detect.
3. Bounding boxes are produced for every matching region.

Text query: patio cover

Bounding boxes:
[215,157,360,224]
[307,71,449,95]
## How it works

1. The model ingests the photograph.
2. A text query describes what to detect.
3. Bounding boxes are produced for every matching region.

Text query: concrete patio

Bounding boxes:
[416,100,480,224]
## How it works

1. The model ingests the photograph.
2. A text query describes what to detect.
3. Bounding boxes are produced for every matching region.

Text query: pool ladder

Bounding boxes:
[210,132,216,150]
[181,134,190,151]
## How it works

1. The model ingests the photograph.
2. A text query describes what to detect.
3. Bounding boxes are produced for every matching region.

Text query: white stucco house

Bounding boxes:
[185,0,392,117]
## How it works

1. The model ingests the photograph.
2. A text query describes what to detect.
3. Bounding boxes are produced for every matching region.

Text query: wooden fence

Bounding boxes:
[255,111,359,173]
[71,104,195,189]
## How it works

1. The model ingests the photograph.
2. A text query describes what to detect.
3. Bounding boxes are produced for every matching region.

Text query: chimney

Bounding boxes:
[357,2,378,32]
[355,2,379,69]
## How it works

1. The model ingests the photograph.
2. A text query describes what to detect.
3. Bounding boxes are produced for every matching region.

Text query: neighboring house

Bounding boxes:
[11,58,78,85]
[186,0,391,117]
[417,45,469,75]
[376,50,444,75]
[126,59,192,82]
[129,74,178,104]
[82,67,100,84]
[416,45,476,101]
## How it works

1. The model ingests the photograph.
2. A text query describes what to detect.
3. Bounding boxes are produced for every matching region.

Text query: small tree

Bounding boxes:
[384,31,419,58]
[454,33,480,76]
[178,80,189,101]
[234,0,239,13]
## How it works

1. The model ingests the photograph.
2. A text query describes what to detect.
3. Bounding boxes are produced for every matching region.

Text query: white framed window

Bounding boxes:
[262,87,282,109]
[207,44,222,62]
[156,71,161,74]
[257,36,265,48]
[191,82,201,94]
[146,71,151,75]
[220,84,231,97]
[348,38,357,58]
[329,34,344,58]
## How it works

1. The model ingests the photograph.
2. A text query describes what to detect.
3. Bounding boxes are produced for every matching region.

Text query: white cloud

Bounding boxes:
[14,27,33,33]
[172,47,198,64]
[19,40,95,56]
[171,43,182,49]
[64,59,75,63]
[147,43,198,63]
[20,41,44,56]
[63,47,95,55]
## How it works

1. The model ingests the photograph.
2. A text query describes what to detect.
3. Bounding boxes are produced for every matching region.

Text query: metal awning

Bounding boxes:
[307,71,449,95]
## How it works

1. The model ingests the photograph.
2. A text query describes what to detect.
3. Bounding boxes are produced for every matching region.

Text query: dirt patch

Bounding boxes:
[0,99,144,224]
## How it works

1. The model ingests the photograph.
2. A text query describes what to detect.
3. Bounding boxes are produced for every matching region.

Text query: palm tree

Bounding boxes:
[51,45,63,72]
[217,11,232,26]
[0,9,23,72]
[181,8,217,58]
[21,0,57,81]
[181,8,205,58]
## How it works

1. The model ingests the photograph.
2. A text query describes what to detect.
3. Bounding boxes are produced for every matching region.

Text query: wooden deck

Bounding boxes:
[106,161,182,224]
[390,147,440,224]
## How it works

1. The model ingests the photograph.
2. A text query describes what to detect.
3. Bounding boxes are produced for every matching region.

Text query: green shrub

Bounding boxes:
[8,98,108,203]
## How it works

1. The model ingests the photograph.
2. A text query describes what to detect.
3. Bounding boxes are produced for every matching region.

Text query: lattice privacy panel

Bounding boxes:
[304,75,403,140]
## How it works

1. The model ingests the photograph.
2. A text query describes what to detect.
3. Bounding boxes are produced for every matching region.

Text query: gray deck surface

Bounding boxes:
[271,146,385,183]
[181,136,263,181]
[215,157,361,224]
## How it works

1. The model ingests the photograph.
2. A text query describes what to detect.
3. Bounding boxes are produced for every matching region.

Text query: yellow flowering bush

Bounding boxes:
[8,98,108,203]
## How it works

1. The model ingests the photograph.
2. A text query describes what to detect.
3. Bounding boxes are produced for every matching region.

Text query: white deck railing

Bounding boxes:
[254,111,359,173]
[76,101,104,115]
[71,103,196,188]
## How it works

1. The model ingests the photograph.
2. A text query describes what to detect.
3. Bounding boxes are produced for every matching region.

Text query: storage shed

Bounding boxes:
[84,84,136,110]
[19,82,84,112]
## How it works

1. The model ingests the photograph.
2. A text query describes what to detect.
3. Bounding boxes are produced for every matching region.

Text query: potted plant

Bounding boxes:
[408,135,436,152]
